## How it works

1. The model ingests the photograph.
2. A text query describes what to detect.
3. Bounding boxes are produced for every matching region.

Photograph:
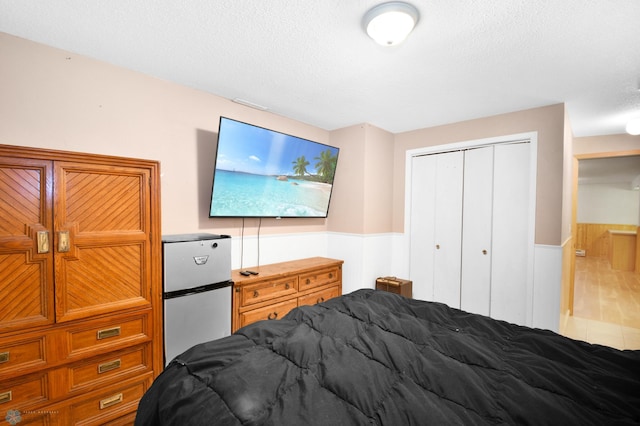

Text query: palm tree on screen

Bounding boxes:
[314,149,338,183]
[292,156,310,177]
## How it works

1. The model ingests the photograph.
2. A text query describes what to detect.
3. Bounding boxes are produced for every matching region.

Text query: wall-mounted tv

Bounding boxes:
[209,117,340,218]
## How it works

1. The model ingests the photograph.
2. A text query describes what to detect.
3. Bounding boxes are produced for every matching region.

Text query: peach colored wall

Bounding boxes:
[573,134,640,155]
[0,33,334,238]
[363,124,394,234]
[328,124,394,234]
[2,33,573,246]
[327,125,367,233]
[392,104,566,246]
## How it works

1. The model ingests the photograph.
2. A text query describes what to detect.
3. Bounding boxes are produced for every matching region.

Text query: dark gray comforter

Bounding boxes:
[135,289,640,425]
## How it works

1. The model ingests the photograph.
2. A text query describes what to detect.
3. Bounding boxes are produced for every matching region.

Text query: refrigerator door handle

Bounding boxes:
[163,280,232,300]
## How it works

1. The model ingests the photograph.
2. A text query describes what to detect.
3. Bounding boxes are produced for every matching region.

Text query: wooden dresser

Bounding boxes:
[0,145,162,425]
[232,257,343,332]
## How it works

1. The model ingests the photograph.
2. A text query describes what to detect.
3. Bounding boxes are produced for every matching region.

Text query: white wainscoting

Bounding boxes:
[231,231,562,332]
[229,232,329,270]
[532,244,563,332]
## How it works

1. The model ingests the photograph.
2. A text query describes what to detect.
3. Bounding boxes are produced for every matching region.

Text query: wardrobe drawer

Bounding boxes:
[241,277,298,306]
[68,344,151,393]
[0,372,48,409]
[240,299,298,328]
[0,335,46,375]
[299,267,340,291]
[298,285,341,307]
[66,314,150,358]
[69,378,148,426]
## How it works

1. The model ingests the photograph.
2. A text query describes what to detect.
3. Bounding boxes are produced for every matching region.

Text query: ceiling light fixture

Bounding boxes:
[626,117,640,135]
[363,2,419,46]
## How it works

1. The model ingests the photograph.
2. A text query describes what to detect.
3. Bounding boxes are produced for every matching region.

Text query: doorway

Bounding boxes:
[564,151,640,349]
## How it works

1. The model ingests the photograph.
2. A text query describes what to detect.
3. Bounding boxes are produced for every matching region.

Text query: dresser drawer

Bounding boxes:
[241,276,298,306]
[240,299,298,328]
[298,285,341,307]
[66,314,151,359]
[69,378,149,425]
[68,344,151,394]
[0,372,48,409]
[299,267,340,291]
[0,335,46,376]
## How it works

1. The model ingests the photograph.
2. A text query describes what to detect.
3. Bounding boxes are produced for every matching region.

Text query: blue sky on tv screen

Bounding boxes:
[215,118,339,177]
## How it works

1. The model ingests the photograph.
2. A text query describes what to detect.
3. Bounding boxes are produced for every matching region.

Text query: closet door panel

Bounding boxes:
[460,147,493,316]
[432,151,464,308]
[490,143,531,324]
[409,155,437,301]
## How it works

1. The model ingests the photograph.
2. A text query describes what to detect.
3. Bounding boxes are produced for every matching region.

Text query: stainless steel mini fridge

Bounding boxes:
[162,233,232,366]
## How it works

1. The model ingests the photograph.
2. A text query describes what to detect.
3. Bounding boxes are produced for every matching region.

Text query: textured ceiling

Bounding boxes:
[1,0,640,137]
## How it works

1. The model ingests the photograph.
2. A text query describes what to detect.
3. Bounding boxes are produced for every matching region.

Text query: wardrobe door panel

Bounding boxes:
[460,147,494,316]
[54,163,152,322]
[0,157,54,331]
[490,143,531,325]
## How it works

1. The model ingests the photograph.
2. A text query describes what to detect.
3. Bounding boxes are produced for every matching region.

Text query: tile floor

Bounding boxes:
[560,256,640,350]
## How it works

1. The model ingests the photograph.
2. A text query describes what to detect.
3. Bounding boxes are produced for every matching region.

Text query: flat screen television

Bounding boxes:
[209,117,340,218]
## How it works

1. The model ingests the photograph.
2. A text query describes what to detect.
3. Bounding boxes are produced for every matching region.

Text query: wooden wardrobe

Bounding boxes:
[0,144,162,425]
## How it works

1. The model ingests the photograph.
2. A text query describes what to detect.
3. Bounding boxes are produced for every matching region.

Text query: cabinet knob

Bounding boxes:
[267,312,278,320]
[329,273,333,279]
[317,297,325,304]
[285,283,290,289]
[253,290,259,298]
[436,244,440,249]
[306,278,310,285]
[482,249,488,255]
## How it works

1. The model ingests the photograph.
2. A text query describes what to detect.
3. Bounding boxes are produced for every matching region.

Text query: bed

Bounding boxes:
[135,289,640,425]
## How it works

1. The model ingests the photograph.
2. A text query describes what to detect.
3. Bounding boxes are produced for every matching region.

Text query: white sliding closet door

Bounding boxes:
[490,142,531,324]
[410,151,463,305]
[410,154,436,301]
[409,139,533,326]
[460,146,494,316]
[433,151,464,308]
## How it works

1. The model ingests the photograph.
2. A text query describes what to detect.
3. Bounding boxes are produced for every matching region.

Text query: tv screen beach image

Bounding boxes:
[210,118,339,218]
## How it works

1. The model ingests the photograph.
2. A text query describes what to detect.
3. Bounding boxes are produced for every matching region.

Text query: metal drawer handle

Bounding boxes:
[97,326,121,340]
[267,312,278,320]
[0,352,8,364]
[253,290,259,298]
[37,231,50,253]
[0,391,11,405]
[99,393,123,410]
[98,359,122,374]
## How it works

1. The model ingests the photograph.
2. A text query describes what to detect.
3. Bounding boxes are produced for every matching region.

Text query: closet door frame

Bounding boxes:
[405,132,538,327]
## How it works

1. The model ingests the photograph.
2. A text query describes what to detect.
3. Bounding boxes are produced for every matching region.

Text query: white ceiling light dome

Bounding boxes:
[626,117,640,135]
[363,2,420,46]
